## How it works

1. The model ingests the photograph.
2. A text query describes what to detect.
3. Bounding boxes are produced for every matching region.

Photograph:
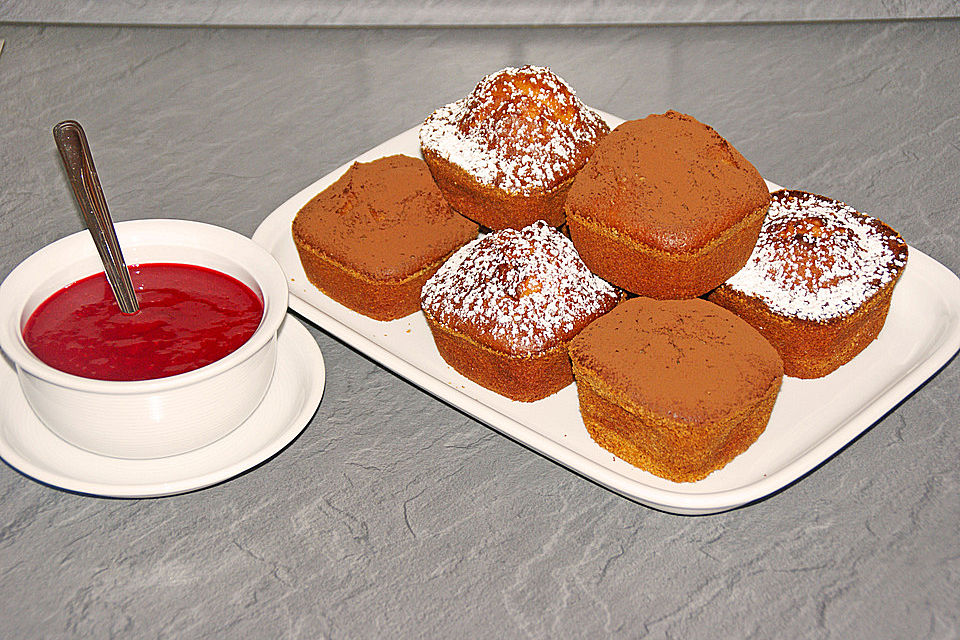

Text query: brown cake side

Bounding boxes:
[708,189,909,378]
[568,297,784,483]
[291,154,479,321]
[421,220,620,402]
[419,65,609,230]
[294,247,454,322]
[565,110,771,299]
[422,307,576,402]
[420,146,576,230]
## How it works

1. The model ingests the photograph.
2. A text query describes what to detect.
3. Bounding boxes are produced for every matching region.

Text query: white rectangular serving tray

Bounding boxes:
[253,114,960,515]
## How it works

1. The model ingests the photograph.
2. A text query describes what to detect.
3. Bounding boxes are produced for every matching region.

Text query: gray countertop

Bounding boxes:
[5,0,958,25]
[1,20,958,639]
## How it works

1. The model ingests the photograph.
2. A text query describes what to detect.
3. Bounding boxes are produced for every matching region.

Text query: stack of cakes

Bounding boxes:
[291,65,908,483]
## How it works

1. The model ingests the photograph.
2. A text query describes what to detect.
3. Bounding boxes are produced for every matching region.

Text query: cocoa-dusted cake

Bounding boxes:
[419,65,609,230]
[564,110,771,299]
[708,189,908,378]
[292,154,478,321]
[569,297,784,483]
[421,220,620,402]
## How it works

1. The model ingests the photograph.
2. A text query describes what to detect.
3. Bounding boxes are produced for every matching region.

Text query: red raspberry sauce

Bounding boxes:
[23,263,263,381]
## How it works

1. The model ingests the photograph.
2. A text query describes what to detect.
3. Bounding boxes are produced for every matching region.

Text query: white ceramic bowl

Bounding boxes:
[0,219,289,459]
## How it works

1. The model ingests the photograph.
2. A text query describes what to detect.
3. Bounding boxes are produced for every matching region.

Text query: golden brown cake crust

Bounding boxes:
[708,279,898,379]
[291,154,478,320]
[419,65,609,230]
[421,221,620,401]
[293,243,453,322]
[708,189,909,378]
[568,297,784,482]
[576,372,780,483]
[568,200,768,300]
[421,146,573,229]
[423,307,575,402]
[564,110,771,298]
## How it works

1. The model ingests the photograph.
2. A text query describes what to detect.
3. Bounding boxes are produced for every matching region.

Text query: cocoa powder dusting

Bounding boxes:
[292,155,478,279]
[570,297,783,423]
[566,111,770,252]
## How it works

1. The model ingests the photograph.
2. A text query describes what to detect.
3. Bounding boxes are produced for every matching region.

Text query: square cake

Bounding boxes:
[708,189,909,378]
[292,154,478,320]
[569,297,784,482]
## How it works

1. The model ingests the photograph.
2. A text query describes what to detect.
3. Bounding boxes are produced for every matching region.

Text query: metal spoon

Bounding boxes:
[53,120,140,314]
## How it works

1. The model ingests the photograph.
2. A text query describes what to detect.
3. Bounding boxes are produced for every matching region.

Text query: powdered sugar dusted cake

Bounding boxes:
[421,220,620,401]
[708,189,908,378]
[419,65,609,230]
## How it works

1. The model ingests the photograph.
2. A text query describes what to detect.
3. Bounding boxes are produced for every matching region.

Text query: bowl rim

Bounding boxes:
[0,219,289,394]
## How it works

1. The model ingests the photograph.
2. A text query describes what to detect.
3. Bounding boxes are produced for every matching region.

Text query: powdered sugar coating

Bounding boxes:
[421,221,619,354]
[419,65,608,195]
[725,190,908,321]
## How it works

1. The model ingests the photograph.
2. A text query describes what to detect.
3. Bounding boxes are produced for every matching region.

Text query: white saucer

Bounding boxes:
[0,315,325,498]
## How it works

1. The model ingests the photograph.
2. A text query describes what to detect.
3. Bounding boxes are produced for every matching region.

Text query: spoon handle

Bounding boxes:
[53,120,140,314]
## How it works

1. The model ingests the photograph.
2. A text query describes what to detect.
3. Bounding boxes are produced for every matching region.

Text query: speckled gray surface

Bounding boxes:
[2,0,959,25]
[0,20,958,639]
